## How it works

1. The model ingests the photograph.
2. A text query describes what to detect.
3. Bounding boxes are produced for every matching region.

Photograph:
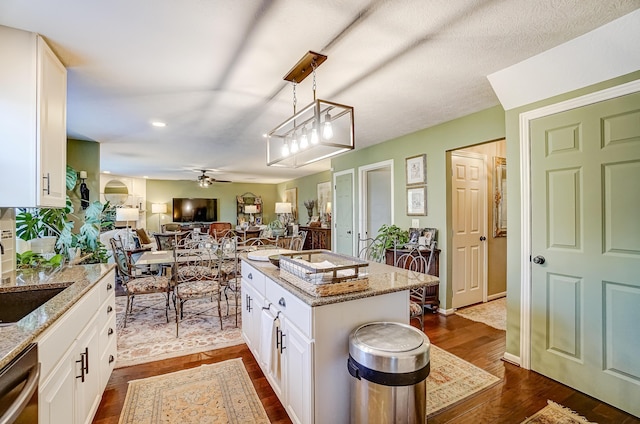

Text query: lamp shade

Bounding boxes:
[275,202,292,214]
[116,207,138,222]
[244,205,258,214]
[151,203,167,214]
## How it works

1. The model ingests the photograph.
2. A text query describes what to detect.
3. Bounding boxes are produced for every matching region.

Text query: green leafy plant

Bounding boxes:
[371,224,409,260]
[16,251,63,269]
[16,165,109,265]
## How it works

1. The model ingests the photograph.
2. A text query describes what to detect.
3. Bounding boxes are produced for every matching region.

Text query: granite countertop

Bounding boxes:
[0,263,115,369]
[241,253,439,307]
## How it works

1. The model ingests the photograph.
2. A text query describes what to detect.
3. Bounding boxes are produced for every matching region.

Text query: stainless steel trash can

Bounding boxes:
[348,322,430,424]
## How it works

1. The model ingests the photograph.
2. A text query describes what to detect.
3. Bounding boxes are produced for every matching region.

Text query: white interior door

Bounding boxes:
[334,171,354,256]
[451,151,487,308]
[358,160,393,242]
[530,91,640,416]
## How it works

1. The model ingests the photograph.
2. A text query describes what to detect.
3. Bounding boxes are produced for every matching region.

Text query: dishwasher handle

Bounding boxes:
[0,362,40,424]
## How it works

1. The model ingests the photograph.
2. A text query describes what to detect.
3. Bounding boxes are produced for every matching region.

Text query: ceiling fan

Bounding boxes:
[196,170,231,187]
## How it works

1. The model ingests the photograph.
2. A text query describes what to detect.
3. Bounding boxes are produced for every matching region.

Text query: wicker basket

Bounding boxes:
[278,250,369,297]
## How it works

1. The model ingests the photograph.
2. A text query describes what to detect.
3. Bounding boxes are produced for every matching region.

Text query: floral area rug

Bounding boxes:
[118,358,269,424]
[115,292,244,368]
[521,400,598,423]
[427,345,501,417]
[455,297,507,330]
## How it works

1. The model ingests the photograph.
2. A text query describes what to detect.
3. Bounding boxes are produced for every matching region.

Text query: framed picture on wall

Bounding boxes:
[317,181,332,217]
[284,187,298,221]
[407,186,427,216]
[405,154,426,185]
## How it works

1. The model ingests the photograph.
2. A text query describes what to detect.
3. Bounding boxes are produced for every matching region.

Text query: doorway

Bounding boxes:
[448,140,507,310]
[333,170,355,256]
[358,160,393,246]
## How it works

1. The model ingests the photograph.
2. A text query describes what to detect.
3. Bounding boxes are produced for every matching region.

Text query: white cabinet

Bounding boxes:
[241,262,313,424]
[0,25,67,207]
[37,269,117,424]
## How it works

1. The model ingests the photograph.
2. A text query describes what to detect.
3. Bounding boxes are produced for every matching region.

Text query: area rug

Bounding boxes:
[455,297,506,330]
[118,358,269,424]
[427,345,501,417]
[521,400,598,423]
[115,292,244,368]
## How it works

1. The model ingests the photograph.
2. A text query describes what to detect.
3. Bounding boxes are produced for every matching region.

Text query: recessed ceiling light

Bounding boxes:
[152,121,166,127]
[103,170,111,174]
[143,176,149,179]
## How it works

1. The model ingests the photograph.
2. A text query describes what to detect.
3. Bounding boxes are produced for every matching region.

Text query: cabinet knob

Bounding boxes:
[107,305,113,314]
[108,328,114,336]
[109,355,115,364]
[106,283,113,291]
[248,272,253,280]
[278,297,286,308]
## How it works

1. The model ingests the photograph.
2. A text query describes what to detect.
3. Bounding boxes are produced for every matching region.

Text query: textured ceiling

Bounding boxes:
[1,0,638,183]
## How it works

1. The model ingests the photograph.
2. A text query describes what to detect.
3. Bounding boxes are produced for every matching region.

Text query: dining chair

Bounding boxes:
[358,237,386,263]
[216,235,242,327]
[110,238,173,327]
[173,238,223,337]
[288,230,307,251]
[395,247,431,330]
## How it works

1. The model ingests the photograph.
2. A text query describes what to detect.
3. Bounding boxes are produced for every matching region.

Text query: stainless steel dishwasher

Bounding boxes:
[0,343,39,424]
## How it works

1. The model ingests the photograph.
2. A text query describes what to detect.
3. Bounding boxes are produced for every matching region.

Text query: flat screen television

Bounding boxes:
[172,198,218,222]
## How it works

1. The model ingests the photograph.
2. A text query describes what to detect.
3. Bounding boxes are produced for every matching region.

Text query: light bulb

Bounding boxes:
[311,127,319,145]
[291,135,299,153]
[323,113,333,139]
[300,128,309,149]
[282,141,290,157]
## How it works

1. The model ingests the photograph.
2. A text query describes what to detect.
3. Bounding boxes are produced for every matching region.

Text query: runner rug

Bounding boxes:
[118,358,269,424]
[427,345,500,417]
[115,292,244,368]
[455,297,507,330]
[521,400,598,423]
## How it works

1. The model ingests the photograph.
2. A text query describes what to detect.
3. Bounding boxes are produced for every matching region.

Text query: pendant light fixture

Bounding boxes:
[266,51,354,168]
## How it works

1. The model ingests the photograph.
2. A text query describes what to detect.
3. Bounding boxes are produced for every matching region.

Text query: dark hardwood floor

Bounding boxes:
[93,312,639,424]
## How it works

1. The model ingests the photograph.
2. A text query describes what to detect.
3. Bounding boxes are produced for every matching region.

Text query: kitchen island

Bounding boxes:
[241,252,439,424]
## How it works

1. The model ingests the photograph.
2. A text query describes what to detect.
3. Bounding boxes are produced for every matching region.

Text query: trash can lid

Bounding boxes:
[349,322,430,374]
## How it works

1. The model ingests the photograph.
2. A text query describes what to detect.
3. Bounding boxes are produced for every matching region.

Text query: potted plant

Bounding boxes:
[16,166,110,265]
[370,224,409,261]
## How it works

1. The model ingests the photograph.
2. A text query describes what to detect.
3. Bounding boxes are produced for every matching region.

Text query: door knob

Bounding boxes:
[532,255,546,265]
[480,236,486,241]
[347,230,352,234]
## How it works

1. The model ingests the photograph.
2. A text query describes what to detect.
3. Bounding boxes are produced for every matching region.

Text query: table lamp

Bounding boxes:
[244,204,258,224]
[275,202,292,231]
[151,203,167,231]
[115,207,139,249]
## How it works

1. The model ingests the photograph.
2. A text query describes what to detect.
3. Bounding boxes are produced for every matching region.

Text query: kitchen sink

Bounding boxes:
[0,283,73,326]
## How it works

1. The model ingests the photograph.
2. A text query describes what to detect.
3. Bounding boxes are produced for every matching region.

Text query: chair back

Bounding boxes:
[358,237,386,262]
[154,232,190,250]
[395,248,429,273]
[110,237,133,281]
[241,237,276,250]
[288,231,307,251]
[174,237,216,284]
[208,222,233,239]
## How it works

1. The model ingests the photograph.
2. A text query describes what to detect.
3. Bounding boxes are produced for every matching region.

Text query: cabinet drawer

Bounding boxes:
[99,336,117,392]
[242,262,265,295]
[37,283,100,380]
[98,295,116,329]
[99,311,117,355]
[265,277,311,338]
[98,269,116,305]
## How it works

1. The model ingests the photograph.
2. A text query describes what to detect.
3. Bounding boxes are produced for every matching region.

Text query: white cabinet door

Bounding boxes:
[283,319,313,424]
[241,280,263,356]
[0,27,66,208]
[39,341,78,424]
[37,36,67,207]
[75,315,101,424]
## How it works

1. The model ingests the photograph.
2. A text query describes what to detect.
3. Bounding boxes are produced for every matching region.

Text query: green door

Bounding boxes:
[530,91,640,416]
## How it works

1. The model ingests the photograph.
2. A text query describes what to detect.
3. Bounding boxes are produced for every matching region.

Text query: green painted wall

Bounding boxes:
[66,139,100,232]
[503,69,640,359]
[277,170,332,225]
[145,180,279,232]
[332,106,506,310]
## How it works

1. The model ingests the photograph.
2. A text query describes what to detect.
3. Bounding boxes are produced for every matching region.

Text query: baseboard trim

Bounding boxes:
[502,352,521,366]
[440,307,456,316]
[487,292,506,301]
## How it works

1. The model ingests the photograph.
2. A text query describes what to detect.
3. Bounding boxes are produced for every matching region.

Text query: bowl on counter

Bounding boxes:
[268,255,281,268]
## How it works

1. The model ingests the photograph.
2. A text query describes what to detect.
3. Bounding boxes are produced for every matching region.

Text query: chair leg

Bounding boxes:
[175,298,180,337]
[124,294,131,328]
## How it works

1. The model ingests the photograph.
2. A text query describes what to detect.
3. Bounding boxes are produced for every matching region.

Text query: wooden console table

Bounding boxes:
[300,226,331,250]
[385,247,440,311]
